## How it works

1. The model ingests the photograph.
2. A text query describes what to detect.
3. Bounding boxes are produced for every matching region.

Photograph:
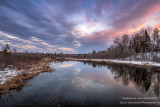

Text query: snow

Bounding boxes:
[48,62,55,69]
[126,52,160,61]
[0,68,23,85]
[1,58,159,85]
[0,62,55,85]
[69,58,160,67]
[67,52,160,67]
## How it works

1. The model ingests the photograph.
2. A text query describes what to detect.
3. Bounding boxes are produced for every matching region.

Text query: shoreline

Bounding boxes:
[1,57,160,95]
[0,58,55,95]
[64,58,160,67]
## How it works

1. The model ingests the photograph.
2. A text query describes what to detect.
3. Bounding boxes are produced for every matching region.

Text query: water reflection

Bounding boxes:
[83,61,107,68]
[82,61,160,97]
[0,61,160,106]
[58,62,76,68]
[74,67,81,75]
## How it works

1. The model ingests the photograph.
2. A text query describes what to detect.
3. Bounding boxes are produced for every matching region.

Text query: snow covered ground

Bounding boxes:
[68,58,160,67]
[0,68,23,85]
[126,52,160,61]
[0,58,159,85]
[0,62,54,85]
[67,52,160,67]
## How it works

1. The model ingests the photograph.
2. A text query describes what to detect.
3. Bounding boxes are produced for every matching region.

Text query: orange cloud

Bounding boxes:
[156,25,160,29]
[58,47,76,52]
[58,62,76,68]
[85,2,160,43]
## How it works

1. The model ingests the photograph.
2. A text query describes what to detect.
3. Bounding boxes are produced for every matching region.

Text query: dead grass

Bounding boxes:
[142,62,150,67]
[0,57,54,95]
[105,61,113,63]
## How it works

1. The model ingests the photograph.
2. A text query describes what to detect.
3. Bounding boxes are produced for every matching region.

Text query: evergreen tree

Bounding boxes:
[2,44,11,56]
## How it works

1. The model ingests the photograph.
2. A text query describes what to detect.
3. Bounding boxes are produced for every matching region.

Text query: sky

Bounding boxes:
[0,0,160,53]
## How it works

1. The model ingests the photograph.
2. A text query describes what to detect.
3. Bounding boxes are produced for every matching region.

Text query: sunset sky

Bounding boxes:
[0,0,160,53]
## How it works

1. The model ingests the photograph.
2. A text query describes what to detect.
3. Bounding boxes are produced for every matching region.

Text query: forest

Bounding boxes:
[0,27,160,65]
[87,27,160,62]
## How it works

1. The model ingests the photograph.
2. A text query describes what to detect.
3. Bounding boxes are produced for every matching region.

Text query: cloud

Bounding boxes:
[73,40,81,48]
[0,0,160,53]
[76,0,160,49]
[0,31,75,53]
[110,0,160,33]
[58,47,76,53]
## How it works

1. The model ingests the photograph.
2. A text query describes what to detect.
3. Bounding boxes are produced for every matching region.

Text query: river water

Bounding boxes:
[0,61,160,107]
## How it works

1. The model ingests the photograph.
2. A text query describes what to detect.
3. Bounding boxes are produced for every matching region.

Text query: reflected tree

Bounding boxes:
[81,61,160,96]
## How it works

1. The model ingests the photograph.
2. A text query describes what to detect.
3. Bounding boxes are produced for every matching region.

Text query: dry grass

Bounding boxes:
[0,57,54,95]
[142,62,150,67]
[105,61,113,63]
[0,72,38,94]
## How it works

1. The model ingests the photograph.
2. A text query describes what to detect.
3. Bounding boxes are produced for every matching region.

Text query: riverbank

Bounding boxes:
[65,58,160,67]
[0,58,55,94]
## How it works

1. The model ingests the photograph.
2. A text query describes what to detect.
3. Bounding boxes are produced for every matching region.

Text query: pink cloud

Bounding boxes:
[78,0,160,46]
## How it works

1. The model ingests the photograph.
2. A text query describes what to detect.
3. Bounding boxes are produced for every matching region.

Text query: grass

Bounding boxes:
[105,60,113,63]
[0,58,55,95]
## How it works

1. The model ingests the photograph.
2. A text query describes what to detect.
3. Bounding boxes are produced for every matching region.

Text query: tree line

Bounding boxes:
[90,27,160,61]
[1,27,160,62]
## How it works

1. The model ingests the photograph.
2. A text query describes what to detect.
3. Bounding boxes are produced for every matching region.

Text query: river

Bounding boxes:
[0,61,160,107]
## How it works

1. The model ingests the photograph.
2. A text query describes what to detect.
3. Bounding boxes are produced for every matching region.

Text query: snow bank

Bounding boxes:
[126,52,160,61]
[0,62,55,85]
[69,58,160,67]
[0,68,23,85]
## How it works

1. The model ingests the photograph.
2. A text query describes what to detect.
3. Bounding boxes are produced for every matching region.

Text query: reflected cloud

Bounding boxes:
[58,62,76,68]
[79,61,160,97]
[74,67,81,75]
[72,66,116,89]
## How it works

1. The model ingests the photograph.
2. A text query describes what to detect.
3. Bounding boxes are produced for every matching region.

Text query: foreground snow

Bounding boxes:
[1,59,159,85]
[0,62,54,85]
[0,68,23,85]
[68,58,160,67]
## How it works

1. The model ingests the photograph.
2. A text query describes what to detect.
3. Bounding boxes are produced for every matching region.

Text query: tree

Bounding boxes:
[92,50,96,54]
[153,28,159,51]
[144,30,151,52]
[54,51,57,56]
[2,44,12,56]
[121,35,130,56]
